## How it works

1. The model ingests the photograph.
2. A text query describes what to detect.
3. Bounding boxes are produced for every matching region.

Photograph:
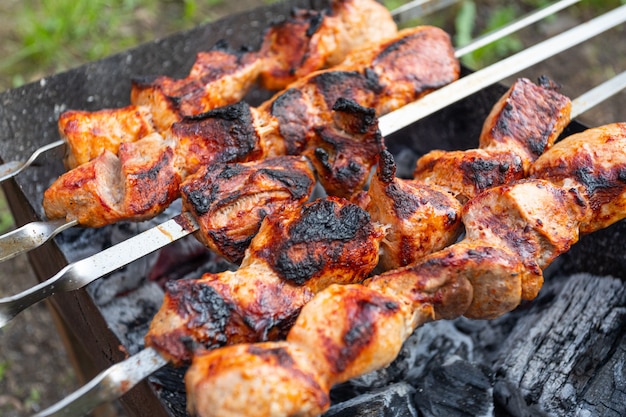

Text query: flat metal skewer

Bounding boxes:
[0,212,198,328]
[29,70,626,417]
[0,139,65,183]
[32,347,167,417]
[0,0,584,264]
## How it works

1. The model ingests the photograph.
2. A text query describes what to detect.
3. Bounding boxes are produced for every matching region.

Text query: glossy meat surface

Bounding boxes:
[180,156,316,264]
[146,197,385,365]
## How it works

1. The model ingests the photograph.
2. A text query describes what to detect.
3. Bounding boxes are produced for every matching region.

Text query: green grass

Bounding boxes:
[0,190,14,233]
[0,0,243,91]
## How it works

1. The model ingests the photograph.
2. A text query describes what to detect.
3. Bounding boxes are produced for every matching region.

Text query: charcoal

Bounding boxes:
[492,273,626,417]
[324,382,418,417]
[558,220,626,278]
[413,355,494,417]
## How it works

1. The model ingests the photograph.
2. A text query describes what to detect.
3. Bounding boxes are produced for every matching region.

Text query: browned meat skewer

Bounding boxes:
[362,77,571,270]
[182,123,626,417]
[60,0,397,168]
[145,77,574,367]
[145,196,386,365]
[43,26,459,228]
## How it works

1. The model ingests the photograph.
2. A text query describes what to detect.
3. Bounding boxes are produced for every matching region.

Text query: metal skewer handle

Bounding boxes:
[0,218,77,263]
[32,347,168,417]
[0,139,65,183]
[0,213,197,328]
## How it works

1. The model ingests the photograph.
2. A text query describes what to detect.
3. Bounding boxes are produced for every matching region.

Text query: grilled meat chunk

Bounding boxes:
[258,25,459,157]
[414,149,525,203]
[180,156,316,264]
[304,98,385,198]
[59,105,155,169]
[363,150,463,270]
[257,0,396,89]
[414,78,571,202]
[530,122,626,233]
[168,101,265,178]
[145,197,386,365]
[479,76,572,167]
[131,44,264,133]
[183,124,626,417]
[44,133,180,227]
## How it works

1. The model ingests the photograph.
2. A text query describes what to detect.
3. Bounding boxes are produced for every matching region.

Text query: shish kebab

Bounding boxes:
[35,118,626,417]
[32,72,573,417]
[0,0,580,182]
[17,5,620,416]
[1,8,625,327]
[182,121,626,417]
[0,0,590,262]
[145,76,571,367]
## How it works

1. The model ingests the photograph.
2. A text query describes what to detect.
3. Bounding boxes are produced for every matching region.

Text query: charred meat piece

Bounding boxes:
[145,197,386,365]
[530,122,626,234]
[414,148,525,203]
[304,98,385,198]
[44,133,180,227]
[184,124,626,417]
[414,78,571,202]
[169,101,265,178]
[131,44,264,132]
[257,0,396,90]
[180,156,316,264]
[59,105,155,169]
[479,76,572,168]
[363,150,463,270]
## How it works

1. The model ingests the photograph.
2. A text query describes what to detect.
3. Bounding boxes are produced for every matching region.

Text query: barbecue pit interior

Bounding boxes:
[0,1,625,416]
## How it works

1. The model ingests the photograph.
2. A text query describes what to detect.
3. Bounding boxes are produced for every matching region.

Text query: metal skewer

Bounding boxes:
[0,139,65,183]
[0,212,199,328]
[30,71,626,417]
[0,0,585,264]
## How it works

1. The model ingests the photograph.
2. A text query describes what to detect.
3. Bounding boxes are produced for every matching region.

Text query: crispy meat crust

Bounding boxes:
[180,156,316,264]
[146,197,385,365]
